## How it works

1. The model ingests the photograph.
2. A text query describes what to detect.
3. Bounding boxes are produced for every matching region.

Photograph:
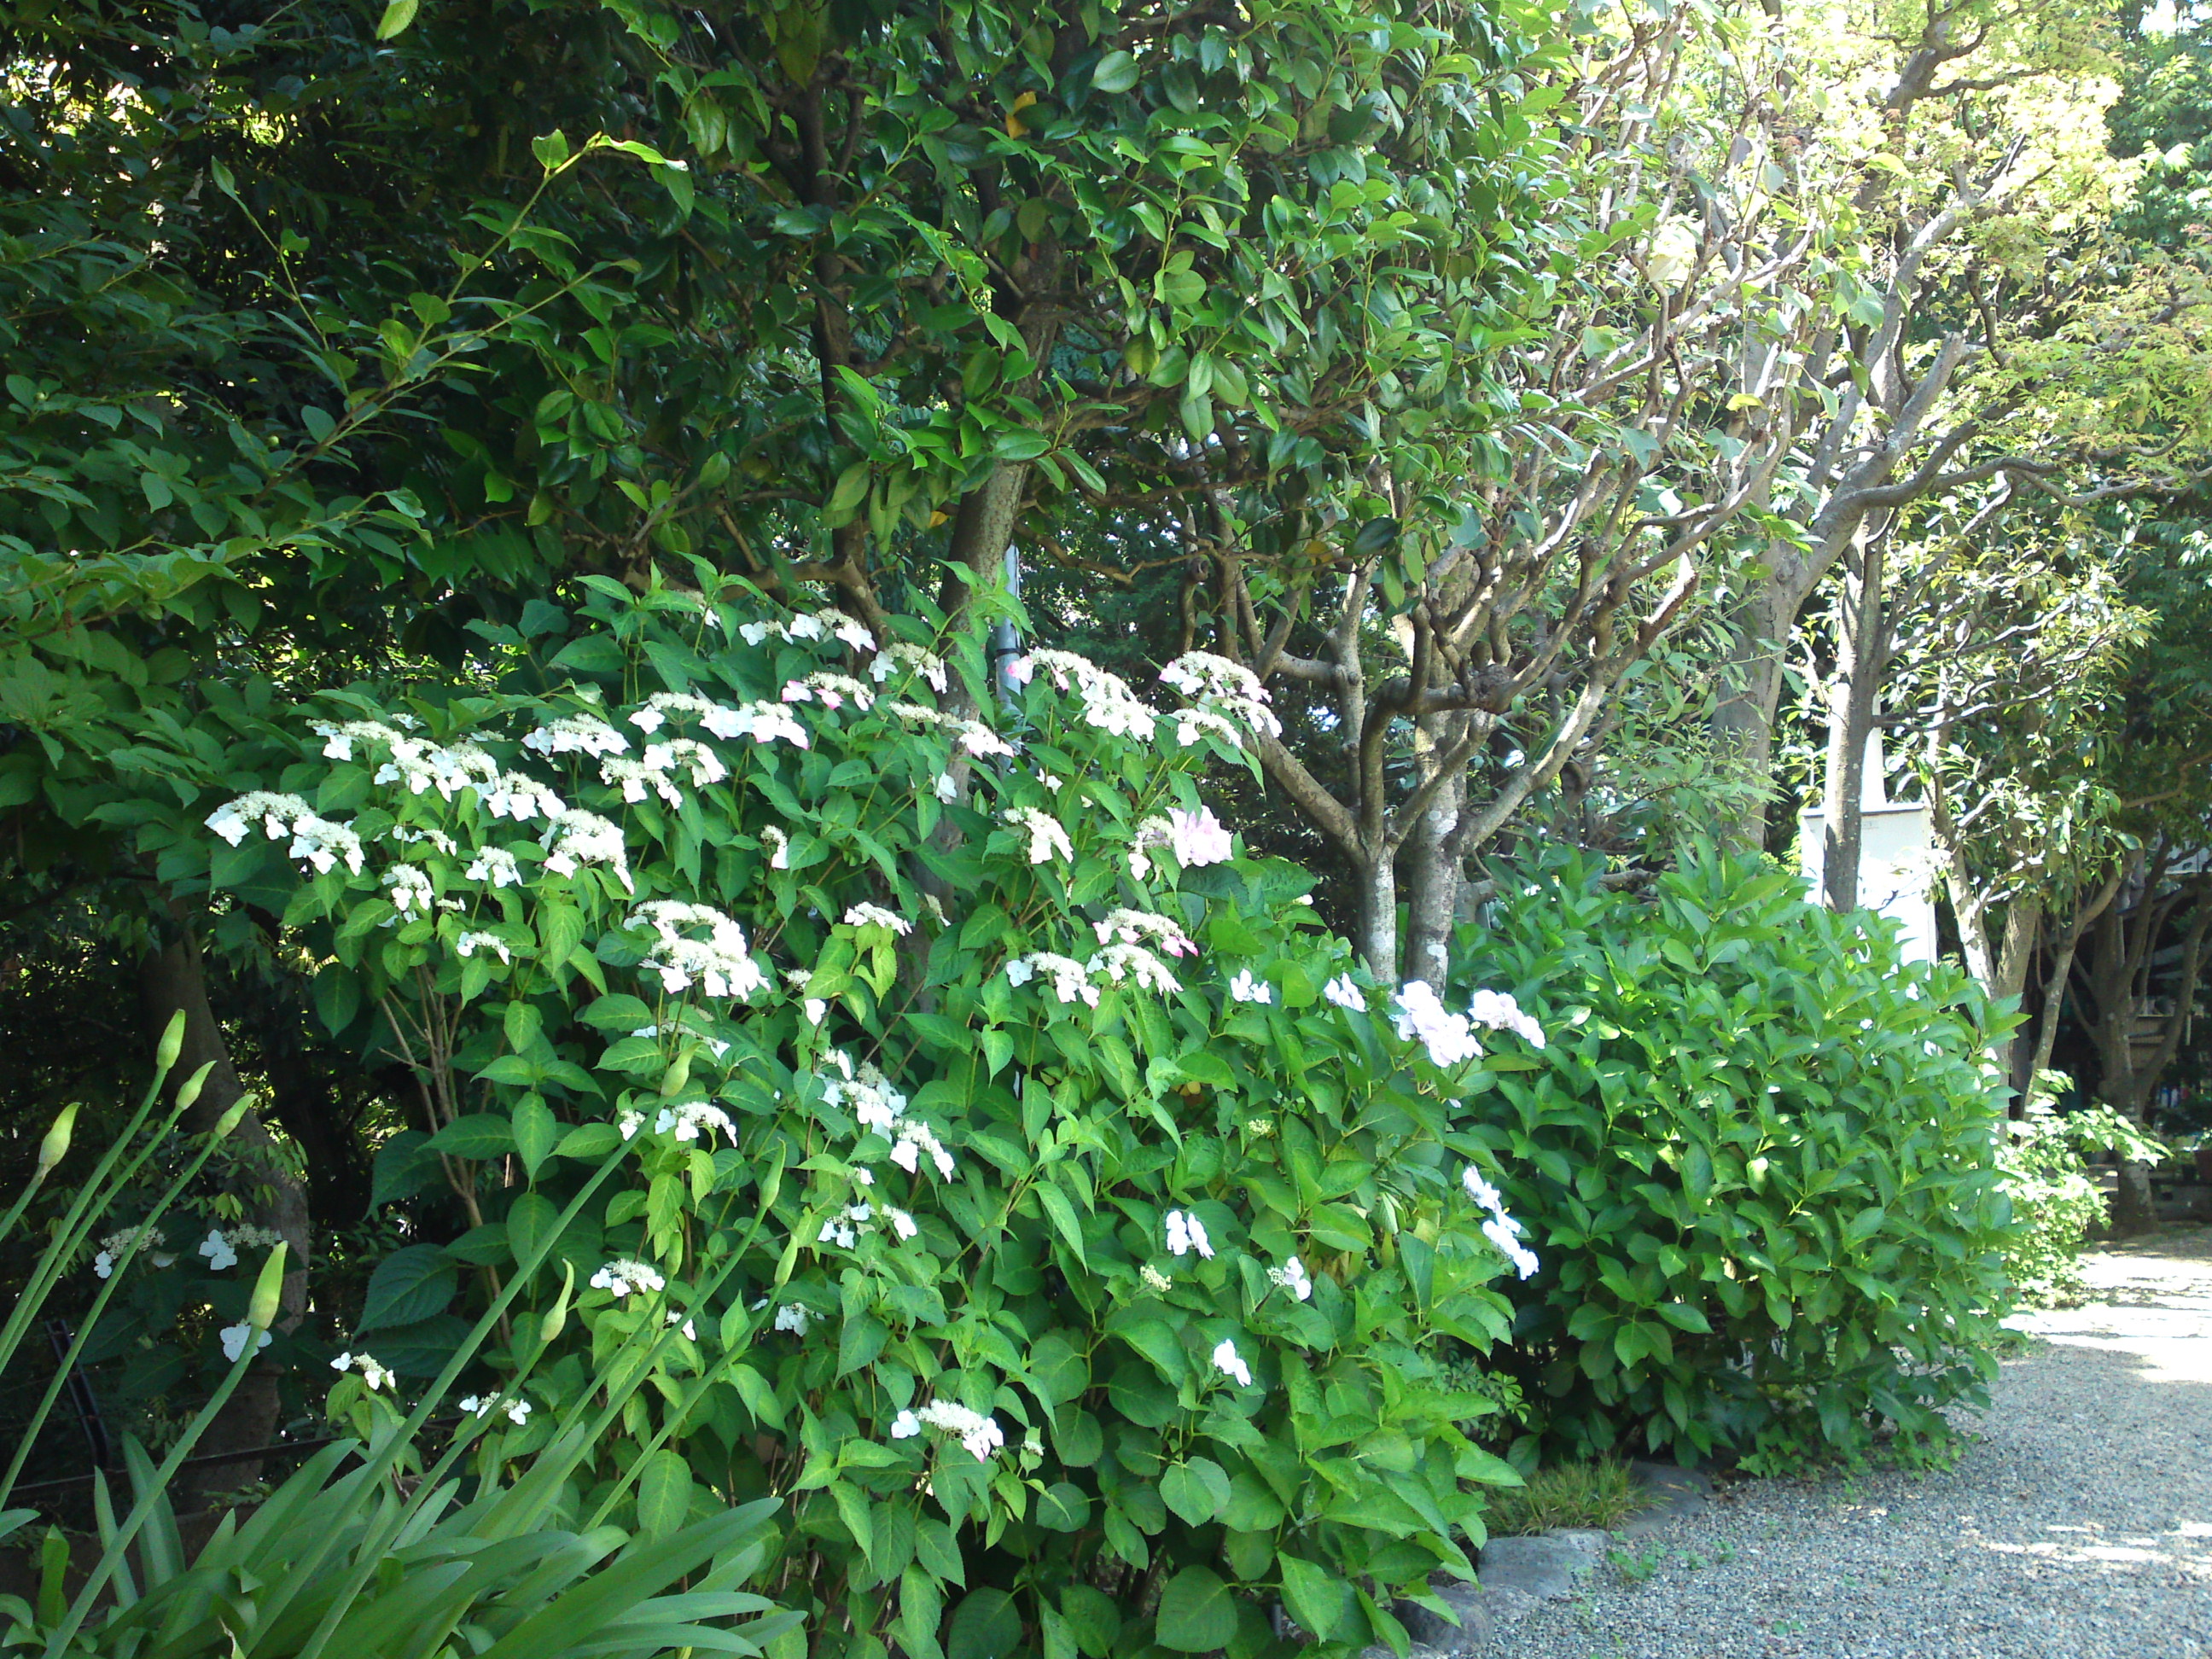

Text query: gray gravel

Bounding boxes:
[1496,1232,2212,1659]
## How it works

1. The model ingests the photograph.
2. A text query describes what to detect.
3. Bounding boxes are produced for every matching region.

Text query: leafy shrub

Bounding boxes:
[133,574,1546,1659]
[1447,847,2021,1468]
[0,1027,796,1659]
[1997,1082,2164,1307]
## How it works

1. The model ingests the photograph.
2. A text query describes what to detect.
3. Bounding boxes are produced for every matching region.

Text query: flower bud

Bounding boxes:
[247,1240,288,1332]
[539,1260,576,1345]
[175,1061,217,1114]
[658,1047,693,1100]
[154,1010,187,1075]
[211,1094,257,1140]
[36,1104,77,1175]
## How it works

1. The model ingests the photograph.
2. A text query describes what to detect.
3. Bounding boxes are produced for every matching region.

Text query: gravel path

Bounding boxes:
[1496,1232,2212,1658]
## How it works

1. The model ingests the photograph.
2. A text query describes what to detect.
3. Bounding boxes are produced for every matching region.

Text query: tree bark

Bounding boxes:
[137,917,311,1493]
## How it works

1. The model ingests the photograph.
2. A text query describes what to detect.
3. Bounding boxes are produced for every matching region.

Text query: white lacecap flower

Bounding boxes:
[1164,1209,1213,1260]
[626,901,767,1000]
[1158,651,1282,742]
[455,930,511,964]
[331,1350,393,1391]
[204,790,314,847]
[1021,649,1160,741]
[655,1101,737,1144]
[697,698,811,749]
[540,809,634,893]
[590,1258,667,1299]
[891,1408,922,1439]
[666,1309,698,1341]
[1269,1255,1313,1301]
[1090,943,1182,996]
[773,1303,812,1336]
[1323,973,1365,1012]
[522,713,630,759]
[1093,908,1195,958]
[760,826,790,870]
[219,1322,272,1363]
[1462,1167,1505,1212]
[1228,969,1272,1005]
[1462,1165,1539,1279]
[1210,1338,1254,1388]
[1464,988,1545,1047]
[933,773,959,803]
[463,846,525,888]
[1391,981,1482,1068]
[841,902,912,935]
[618,1109,645,1139]
[198,1229,239,1272]
[910,1400,1006,1460]
[1002,806,1074,865]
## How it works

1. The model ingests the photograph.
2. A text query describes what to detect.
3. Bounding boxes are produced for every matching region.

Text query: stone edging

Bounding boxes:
[1366,1463,1713,1658]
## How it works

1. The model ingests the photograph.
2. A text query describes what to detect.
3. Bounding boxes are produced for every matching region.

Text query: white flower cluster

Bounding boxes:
[1091,908,1195,958]
[92,1224,170,1278]
[884,701,1015,760]
[378,737,499,800]
[738,608,877,655]
[698,699,810,750]
[1463,1167,1539,1280]
[459,1393,533,1425]
[1228,969,1272,1005]
[782,672,876,713]
[772,1302,812,1335]
[1389,981,1485,1068]
[205,791,365,876]
[1159,652,1283,742]
[385,864,434,916]
[820,1196,920,1249]
[649,1100,737,1144]
[821,1052,955,1179]
[890,1400,1005,1460]
[841,902,911,935]
[1268,1255,1313,1301]
[330,1350,394,1391]
[1014,650,1158,740]
[627,691,721,733]
[456,930,511,963]
[522,713,631,760]
[872,639,948,691]
[628,1021,731,1061]
[466,846,525,887]
[1323,973,1365,1012]
[1128,806,1232,878]
[590,1258,667,1299]
[1465,988,1545,1047]
[1003,806,1074,864]
[197,1225,283,1272]
[484,772,565,822]
[602,739,729,806]
[1165,1208,1213,1259]
[760,825,791,869]
[541,809,633,892]
[627,902,769,1000]
[1006,946,1181,1003]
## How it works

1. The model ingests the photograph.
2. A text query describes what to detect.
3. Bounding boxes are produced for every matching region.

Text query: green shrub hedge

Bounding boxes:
[1448,848,2021,1469]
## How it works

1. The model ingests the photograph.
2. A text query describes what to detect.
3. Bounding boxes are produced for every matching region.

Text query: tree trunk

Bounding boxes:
[1994,898,2042,1107]
[1354,851,1400,986]
[137,919,310,1493]
[1817,534,1885,911]
[1712,580,1792,852]
[1401,761,1466,992]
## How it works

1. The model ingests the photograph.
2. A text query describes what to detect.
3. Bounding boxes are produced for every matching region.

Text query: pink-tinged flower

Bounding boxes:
[1166,806,1232,867]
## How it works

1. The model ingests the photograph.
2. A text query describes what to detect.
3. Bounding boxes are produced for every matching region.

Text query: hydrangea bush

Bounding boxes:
[146,574,1550,1659]
[1446,848,2022,1470]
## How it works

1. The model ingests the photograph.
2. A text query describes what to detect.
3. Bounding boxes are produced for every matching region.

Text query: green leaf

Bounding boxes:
[1091,50,1140,94]
[1154,1567,1238,1652]
[637,1449,693,1540]
[358,1244,457,1331]
[1160,1457,1231,1526]
[1033,1482,1091,1531]
[374,0,418,39]
[506,1192,561,1272]
[557,1121,623,1160]
[946,1589,1022,1659]
[1278,1557,1353,1641]
[427,1113,516,1160]
[512,1097,558,1178]
[531,130,572,169]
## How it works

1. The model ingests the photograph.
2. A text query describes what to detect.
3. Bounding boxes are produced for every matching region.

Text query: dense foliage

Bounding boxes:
[114,577,1551,1659]
[1996,1086,2168,1307]
[1447,851,2020,1470]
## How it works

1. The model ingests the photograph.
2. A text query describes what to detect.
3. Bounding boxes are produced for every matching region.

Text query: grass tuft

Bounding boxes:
[1483,1458,1655,1535]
